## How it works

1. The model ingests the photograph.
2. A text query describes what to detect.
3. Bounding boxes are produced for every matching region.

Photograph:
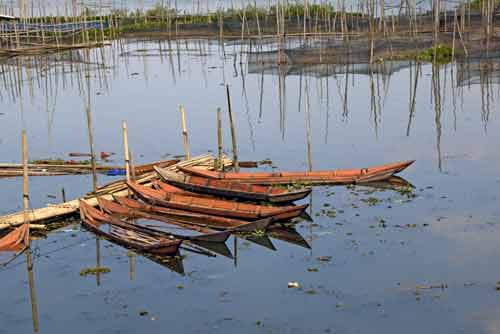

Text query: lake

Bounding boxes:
[1,38,500,334]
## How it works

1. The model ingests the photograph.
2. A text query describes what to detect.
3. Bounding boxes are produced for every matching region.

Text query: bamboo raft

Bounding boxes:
[0,154,233,230]
[0,159,179,177]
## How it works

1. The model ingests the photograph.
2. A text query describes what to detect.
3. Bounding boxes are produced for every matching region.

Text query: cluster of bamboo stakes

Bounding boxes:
[1,37,499,178]
[0,66,239,229]
[0,0,497,61]
[0,0,498,229]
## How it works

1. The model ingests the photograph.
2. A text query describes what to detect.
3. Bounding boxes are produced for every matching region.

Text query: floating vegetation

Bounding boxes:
[79,267,111,276]
[396,186,416,197]
[361,197,381,206]
[250,229,266,237]
[419,45,453,64]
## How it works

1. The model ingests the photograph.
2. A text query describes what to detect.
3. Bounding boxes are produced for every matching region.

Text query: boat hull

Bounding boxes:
[112,196,273,232]
[79,201,181,255]
[155,167,312,203]
[127,181,308,220]
[179,160,415,185]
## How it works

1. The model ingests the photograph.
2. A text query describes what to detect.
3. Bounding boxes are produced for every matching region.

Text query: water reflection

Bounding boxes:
[0,39,499,173]
[25,247,40,334]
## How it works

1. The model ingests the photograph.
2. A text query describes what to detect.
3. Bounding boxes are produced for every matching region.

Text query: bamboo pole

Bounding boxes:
[179,105,190,160]
[122,120,131,181]
[22,130,39,334]
[217,107,223,171]
[225,84,239,172]
[85,59,98,192]
[22,130,29,240]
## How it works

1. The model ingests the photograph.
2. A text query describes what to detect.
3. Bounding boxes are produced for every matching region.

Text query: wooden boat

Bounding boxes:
[178,160,415,185]
[79,201,182,255]
[112,196,273,232]
[96,197,231,243]
[152,180,204,197]
[0,224,28,252]
[154,167,312,203]
[126,181,308,220]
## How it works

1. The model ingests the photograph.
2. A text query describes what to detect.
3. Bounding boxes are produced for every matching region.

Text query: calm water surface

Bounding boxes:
[0,39,500,333]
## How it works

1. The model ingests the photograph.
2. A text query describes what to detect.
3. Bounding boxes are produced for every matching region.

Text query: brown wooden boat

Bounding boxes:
[154,167,312,203]
[126,181,308,220]
[96,197,231,243]
[178,160,415,185]
[79,200,182,255]
[112,196,273,232]
[0,224,28,252]
[152,180,200,196]
[95,198,230,243]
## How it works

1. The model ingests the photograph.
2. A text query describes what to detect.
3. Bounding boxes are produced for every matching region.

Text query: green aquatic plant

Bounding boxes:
[361,196,381,206]
[251,229,266,237]
[79,267,111,276]
[419,45,453,64]
[469,0,500,9]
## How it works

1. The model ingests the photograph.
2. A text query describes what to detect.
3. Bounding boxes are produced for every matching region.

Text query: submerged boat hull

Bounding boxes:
[96,197,230,243]
[79,201,181,255]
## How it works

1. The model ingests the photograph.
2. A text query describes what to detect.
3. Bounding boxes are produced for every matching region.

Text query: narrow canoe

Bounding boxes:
[126,181,308,220]
[96,197,231,243]
[154,167,312,203]
[86,199,229,244]
[151,180,200,196]
[112,196,272,232]
[79,201,181,255]
[178,160,415,185]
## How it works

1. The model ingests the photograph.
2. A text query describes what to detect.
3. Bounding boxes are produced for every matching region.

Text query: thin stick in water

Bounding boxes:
[179,105,190,160]
[226,84,239,172]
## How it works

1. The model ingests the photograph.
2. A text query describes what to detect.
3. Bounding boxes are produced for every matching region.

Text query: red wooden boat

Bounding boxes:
[178,160,415,185]
[112,196,273,232]
[154,167,312,203]
[126,181,307,220]
[79,200,182,255]
[151,180,200,196]
[96,197,231,243]
[0,224,28,252]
